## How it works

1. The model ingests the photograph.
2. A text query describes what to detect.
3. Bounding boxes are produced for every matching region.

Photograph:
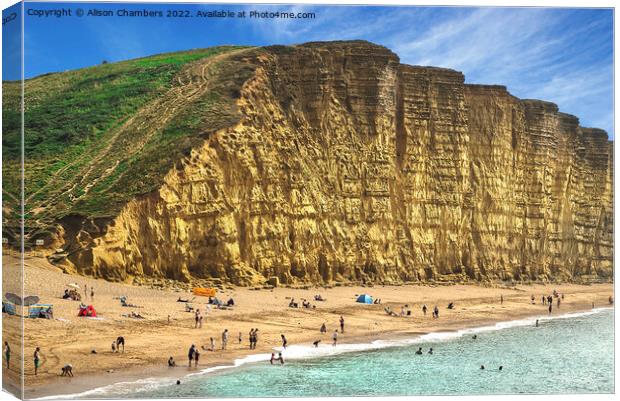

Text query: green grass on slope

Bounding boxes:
[1,46,257,236]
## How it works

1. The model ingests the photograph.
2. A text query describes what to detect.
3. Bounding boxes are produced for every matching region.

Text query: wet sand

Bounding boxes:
[1,254,613,399]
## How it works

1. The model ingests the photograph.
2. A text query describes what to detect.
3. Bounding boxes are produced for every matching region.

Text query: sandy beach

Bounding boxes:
[1,253,613,399]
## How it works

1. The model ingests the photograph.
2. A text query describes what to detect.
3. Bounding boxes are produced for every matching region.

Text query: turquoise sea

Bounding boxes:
[46,308,614,398]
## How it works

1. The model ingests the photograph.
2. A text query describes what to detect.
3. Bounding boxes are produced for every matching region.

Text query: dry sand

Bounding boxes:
[1,253,613,398]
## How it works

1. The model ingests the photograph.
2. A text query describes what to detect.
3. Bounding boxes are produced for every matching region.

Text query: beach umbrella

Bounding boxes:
[5,293,22,305]
[23,296,40,306]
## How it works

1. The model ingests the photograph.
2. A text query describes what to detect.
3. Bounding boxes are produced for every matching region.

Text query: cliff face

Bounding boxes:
[46,41,613,284]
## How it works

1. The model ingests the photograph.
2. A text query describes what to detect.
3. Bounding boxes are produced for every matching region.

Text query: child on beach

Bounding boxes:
[34,347,41,375]
[281,334,288,349]
[60,364,73,377]
[194,349,200,367]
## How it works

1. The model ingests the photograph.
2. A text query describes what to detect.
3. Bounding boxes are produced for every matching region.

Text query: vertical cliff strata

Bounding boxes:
[49,41,613,284]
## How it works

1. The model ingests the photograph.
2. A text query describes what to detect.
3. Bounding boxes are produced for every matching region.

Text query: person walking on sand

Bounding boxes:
[34,347,41,375]
[188,344,196,367]
[422,304,427,316]
[281,334,288,349]
[194,310,200,329]
[222,329,229,350]
[332,330,338,346]
[340,316,345,333]
[4,342,10,370]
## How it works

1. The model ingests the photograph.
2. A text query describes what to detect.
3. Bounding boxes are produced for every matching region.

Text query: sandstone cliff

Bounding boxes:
[12,41,613,285]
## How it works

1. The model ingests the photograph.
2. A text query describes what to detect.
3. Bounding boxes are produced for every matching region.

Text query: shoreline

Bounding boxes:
[28,306,614,399]
[4,256,613,400]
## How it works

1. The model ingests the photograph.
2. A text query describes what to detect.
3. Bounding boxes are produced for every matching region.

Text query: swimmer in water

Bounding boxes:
[428,348,433,355]
[415,347,423,355]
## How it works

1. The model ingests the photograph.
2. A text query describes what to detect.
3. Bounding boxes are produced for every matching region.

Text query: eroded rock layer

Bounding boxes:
[52,41,613,284]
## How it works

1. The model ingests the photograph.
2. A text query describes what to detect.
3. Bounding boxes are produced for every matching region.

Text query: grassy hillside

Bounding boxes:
[2,46,259,240]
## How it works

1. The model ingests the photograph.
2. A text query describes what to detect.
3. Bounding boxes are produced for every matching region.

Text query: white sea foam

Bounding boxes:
[33,307,613,400]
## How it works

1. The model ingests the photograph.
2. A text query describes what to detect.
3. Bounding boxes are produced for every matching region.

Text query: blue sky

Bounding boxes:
[5,2,614,137]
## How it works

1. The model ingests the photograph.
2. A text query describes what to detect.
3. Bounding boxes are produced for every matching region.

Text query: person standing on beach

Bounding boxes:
[332,330,338,346]
[422,304,427,316]
[548,303,553,315]
[557,297,561,308]
[433,305,439,319]
[193,349,200,367]
[116,336,125,352]
[91,287,94,301]
[4,342,10,370]
[248,329,255,349]
[238,332,242,344]
[281,334,288,349]
[194,310,200,329]
[542,296,546,305]
[34,347,41,375]
[254,329,259,348]
[340,316,345,333]
[222,329,229,350]
[209,337,215,351]
[320,323,327,333]
[188,344,196,366]
[500,295,503,305]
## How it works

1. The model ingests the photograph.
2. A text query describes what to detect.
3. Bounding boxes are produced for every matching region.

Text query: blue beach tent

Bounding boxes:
[356,294,373,304]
